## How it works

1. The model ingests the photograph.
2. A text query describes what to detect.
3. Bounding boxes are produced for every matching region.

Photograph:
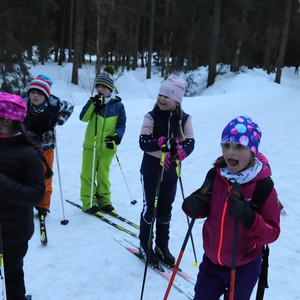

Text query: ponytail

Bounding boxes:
[17,123,53,179]
[176,105,185,142]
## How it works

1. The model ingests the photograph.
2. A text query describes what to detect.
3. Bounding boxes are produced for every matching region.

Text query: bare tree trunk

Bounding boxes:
[71,0,82,84]
[96,0,115,74]
[146,0,156,79]
[161,0,171,78]
[132,15,140,70]
[207,0,221,88]
[79,4,85,68]
[96,0,101,75]
[231,10,247,72]
[58,0,67,65]
[68,0,74,62]
[140,17,146,68]
[275,0,292,84]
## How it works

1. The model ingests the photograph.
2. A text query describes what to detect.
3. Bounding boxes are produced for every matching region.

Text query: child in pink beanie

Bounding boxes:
[138,75,195,266]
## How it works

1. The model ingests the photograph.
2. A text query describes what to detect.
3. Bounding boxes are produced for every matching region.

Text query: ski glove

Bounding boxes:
[158,137,187,170]
[228,194,256,229]
[105,135,121,149]
[157,137,178,155]
[90,93,104,108]
[182,192,211,217]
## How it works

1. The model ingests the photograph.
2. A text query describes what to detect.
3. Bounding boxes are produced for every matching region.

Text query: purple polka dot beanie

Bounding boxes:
[159,75,186,104]
[0,92,27,122]
[221,116,262,155]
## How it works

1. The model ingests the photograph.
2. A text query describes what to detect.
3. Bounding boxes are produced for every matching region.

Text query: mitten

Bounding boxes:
[182,192,211,216]
[228,195,256,229]
[105,135,121,149]
[90,93,104,108]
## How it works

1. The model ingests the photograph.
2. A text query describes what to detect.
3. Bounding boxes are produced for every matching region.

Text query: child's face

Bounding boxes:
[29,89,46,107]
[95,84,111,97]
[221,142,253,174]
[157,94,178,111]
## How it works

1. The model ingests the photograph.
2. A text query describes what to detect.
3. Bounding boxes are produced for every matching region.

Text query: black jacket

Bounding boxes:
[0,134,45,245]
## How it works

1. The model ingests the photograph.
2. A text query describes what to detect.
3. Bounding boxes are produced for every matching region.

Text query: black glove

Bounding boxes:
[90,93,104,108]
[182,192,211,216]
[105,135,121,149]
[228,194,256,229]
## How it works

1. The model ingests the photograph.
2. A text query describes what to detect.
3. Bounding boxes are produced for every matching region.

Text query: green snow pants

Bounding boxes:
[80,147,114,211]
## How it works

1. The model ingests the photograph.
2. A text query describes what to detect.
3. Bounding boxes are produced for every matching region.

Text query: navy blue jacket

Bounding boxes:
[139,105,195,182]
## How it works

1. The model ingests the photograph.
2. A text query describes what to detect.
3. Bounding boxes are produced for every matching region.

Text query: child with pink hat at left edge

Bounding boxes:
[0,92,46,299]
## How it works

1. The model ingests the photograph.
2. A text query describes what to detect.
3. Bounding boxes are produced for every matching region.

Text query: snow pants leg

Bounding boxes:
[80,147,114,211]
[3,242,28,300]
[194,253,261,300]
[139,173,177,248]
[37,149,54,211]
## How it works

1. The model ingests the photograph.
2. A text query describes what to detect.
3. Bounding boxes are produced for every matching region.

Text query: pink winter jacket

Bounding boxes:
[202,153,280,267]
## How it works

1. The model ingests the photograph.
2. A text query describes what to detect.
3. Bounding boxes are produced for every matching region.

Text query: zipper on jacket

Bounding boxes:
[99,104,108,151]
[167,112,173,137]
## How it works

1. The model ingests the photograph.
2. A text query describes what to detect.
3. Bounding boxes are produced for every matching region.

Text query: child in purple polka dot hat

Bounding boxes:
[182,115,281,300]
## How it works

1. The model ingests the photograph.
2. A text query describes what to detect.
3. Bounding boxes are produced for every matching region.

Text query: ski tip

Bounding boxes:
[192,262,199,267]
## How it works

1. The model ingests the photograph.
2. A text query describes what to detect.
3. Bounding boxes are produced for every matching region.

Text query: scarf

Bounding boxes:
[220,157,263,184]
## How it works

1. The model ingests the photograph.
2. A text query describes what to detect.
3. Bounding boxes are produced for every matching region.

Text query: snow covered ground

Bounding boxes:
[19,61,300,299]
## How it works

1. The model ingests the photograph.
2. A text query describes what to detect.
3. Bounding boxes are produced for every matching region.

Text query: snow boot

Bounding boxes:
[139,244,159,266]
[155,245,175,266]
[101,204,115,213]
[85,206,100,214]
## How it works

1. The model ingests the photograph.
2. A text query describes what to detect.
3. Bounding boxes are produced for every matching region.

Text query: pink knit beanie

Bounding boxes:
[159,75,186,104]
[0,92,27,122]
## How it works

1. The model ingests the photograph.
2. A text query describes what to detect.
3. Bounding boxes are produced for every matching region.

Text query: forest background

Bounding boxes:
[0,0,300,93]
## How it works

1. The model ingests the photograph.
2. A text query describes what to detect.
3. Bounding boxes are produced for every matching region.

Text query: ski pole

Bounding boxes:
[163,216,196,300]
[229,218,239,300]
[54,129,69,225]
[0,225,7,300]
[89,135,97,210]
[176,164,198,266]
[114,153,137,205]
[89,99,102,211]
[140,154,166,300]
[255,245,269,300]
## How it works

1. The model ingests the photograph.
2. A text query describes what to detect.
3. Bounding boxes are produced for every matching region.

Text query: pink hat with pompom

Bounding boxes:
[0,92,27,122]
[159,75,186,104]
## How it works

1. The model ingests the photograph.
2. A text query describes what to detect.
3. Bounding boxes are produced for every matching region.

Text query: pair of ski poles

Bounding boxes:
[164,180,240,300]
[139,154,199,300]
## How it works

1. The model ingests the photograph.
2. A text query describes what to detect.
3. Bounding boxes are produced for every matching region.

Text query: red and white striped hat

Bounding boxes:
[29,74,53,98]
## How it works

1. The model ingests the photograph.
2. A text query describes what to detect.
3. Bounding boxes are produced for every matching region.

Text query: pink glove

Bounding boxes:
[176,146,187,162]
[157,136,166,149]
[164,153,172,171]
